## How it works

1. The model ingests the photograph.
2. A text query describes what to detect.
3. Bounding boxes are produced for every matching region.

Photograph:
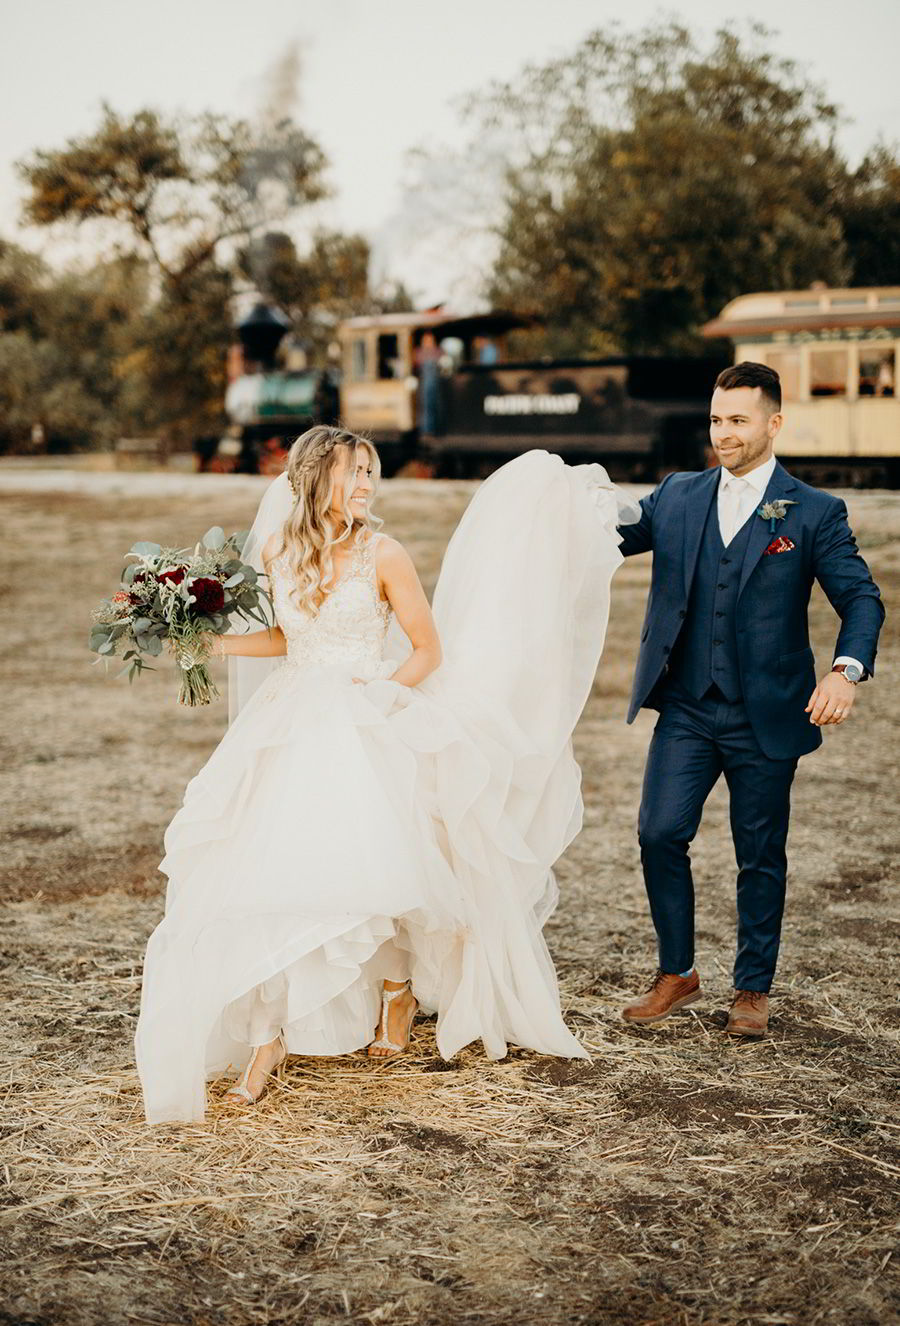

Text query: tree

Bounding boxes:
[836,145,900,287]
[18,105,328,294]
[0,247,150,452]
[443,22,864,354]
[16,105,330,441]
[238,230,415,361]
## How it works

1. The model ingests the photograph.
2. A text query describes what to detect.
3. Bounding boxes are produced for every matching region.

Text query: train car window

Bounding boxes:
[829,296,868,308]
[876,295,900,308]
[377,334,400,380]
[809,348,849,397]
[765,349,802,402]
[350,338,368,381]
[859,347,895,397]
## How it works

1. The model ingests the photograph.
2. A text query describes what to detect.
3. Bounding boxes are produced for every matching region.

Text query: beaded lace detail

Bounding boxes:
[268,532,392,675]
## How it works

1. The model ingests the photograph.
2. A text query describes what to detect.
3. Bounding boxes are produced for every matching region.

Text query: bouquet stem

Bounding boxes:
[177,663,220,707]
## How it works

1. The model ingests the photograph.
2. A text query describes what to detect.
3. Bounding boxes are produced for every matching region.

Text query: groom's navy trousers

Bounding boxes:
[618,460,884,993]
[639,679,797,990]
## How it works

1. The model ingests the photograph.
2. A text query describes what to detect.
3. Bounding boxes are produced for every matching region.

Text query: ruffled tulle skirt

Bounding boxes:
[134,452,635,1123]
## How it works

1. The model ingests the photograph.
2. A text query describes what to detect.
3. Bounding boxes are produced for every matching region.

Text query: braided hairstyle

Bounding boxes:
[277,425,382,616]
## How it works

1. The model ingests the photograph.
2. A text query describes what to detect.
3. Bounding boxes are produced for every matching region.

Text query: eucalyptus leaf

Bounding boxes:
[98,640,116,655]
[144,635,163,657]
[130,541,162,557]
[133,617,154,634]
[122,564,137,585]
[233,530,250,553]
[202,526,226,551]
[223,572,244,588]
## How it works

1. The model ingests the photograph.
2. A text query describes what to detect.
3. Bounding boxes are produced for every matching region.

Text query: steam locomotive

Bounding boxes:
[211,302,727,480]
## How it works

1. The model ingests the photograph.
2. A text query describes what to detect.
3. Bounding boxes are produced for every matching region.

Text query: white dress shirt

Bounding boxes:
[716,456,864,677]
[717,454,776,546]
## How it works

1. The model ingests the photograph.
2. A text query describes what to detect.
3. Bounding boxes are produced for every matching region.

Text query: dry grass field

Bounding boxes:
[0,469,897,1326]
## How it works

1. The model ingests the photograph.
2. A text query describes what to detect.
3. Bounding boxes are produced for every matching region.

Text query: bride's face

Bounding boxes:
[329,445,373,524]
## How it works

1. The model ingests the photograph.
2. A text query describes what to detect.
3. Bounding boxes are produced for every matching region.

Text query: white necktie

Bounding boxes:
[721,477,749,546]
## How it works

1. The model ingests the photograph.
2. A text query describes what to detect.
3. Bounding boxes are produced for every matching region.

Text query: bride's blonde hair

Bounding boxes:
[277,425,382,616]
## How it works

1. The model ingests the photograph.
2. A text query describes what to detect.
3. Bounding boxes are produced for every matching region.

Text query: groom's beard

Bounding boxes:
[712,431,771,474]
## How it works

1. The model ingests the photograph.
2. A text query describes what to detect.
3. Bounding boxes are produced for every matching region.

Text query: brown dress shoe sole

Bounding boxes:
[622,989,702,1024]
[725,1019,766,1038]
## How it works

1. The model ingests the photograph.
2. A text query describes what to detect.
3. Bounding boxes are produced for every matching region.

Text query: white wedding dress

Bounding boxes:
[134,451,637,1123]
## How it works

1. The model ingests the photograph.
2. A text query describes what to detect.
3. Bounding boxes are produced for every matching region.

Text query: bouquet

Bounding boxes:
[90,526,273,705]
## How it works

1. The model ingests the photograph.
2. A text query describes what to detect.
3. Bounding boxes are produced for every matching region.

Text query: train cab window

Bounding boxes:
[350,338,368,381]
[764,349,801,402]
[859,346,895,397]
[809,348,849,397]
[377,333,401,380]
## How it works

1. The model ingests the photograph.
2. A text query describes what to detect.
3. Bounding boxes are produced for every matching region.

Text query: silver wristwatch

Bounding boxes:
[832,662,863,684]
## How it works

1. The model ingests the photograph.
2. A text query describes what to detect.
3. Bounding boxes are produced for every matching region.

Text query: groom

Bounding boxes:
[617,362,884,1036]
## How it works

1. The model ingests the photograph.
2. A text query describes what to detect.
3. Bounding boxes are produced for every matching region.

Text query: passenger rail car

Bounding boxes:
[702,287,900,487]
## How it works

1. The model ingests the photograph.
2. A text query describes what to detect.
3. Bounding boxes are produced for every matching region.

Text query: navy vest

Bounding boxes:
[669,499,755,703]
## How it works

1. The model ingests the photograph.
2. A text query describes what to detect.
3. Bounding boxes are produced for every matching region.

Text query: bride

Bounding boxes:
[134,425,637,1124]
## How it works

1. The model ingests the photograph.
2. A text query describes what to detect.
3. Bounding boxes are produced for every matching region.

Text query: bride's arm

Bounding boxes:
[210,537,287,657]
[376,537,442,687]
[215,627,286,658]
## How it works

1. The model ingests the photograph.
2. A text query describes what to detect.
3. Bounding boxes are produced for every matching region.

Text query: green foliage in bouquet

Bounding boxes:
[90,526,273,705]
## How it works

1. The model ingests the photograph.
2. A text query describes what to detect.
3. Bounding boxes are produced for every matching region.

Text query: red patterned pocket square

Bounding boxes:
[764,536,795,556]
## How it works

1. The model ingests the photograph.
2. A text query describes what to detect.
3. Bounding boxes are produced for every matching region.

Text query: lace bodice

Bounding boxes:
[269,532,393,677]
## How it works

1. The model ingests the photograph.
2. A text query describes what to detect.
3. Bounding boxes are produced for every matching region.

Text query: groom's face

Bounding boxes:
[709,386,782,476]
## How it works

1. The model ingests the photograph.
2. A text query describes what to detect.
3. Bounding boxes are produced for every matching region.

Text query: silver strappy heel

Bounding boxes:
[368,980,418,1056]
[224,1030,287,1105]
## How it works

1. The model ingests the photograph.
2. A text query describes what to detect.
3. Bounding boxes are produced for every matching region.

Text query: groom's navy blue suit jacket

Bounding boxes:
[617,460,885,760]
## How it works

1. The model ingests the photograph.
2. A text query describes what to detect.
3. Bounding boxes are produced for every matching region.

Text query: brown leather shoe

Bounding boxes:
[726,990,769,1038]
[622,969,701,1023]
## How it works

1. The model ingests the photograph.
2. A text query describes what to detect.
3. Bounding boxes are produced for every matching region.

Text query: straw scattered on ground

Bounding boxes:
[0,473,897,1326]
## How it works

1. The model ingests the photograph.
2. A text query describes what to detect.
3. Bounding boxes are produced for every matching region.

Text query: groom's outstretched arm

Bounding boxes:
[616,472,675,557]
[812,498,885,675]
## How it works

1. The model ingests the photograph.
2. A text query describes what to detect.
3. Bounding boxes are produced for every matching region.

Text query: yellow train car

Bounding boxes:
[702,287,900,486]
[337,310,529,473]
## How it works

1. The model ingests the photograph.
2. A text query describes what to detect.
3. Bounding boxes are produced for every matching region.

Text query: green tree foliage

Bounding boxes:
[458,21,898,354]
[837,146,900,287]
[13,105,330,446]
[18,105,328,292]
[238,230,415,359]
[238,229,369,357]
[0,243,149,451]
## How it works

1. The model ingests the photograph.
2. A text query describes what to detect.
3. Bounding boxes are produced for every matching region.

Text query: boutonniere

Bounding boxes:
[757,499,798,533]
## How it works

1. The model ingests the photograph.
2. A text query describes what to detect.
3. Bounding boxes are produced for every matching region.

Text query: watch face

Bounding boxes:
[843,664,863,683]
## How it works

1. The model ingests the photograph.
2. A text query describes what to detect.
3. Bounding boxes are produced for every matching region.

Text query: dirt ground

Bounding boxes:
[0,469,897,1326]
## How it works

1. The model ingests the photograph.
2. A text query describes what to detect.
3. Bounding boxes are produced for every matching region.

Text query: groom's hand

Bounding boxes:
[806,672,856,725]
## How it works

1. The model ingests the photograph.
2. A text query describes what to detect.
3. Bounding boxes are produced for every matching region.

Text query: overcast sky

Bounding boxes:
[2,0,899,305]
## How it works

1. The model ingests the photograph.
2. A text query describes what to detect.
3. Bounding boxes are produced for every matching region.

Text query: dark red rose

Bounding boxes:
[158,567,186,586]
[190,577,225,614]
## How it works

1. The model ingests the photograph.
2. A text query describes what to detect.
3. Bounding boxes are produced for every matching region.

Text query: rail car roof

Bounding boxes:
[702,287,900,338]
[338,310,536,336]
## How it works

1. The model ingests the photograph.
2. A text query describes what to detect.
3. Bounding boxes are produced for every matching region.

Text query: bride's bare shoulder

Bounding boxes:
[372,533,410,566]
[261,532,284,569]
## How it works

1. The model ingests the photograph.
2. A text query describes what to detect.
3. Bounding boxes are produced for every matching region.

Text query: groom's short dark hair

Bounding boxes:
[715,362,781,413]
